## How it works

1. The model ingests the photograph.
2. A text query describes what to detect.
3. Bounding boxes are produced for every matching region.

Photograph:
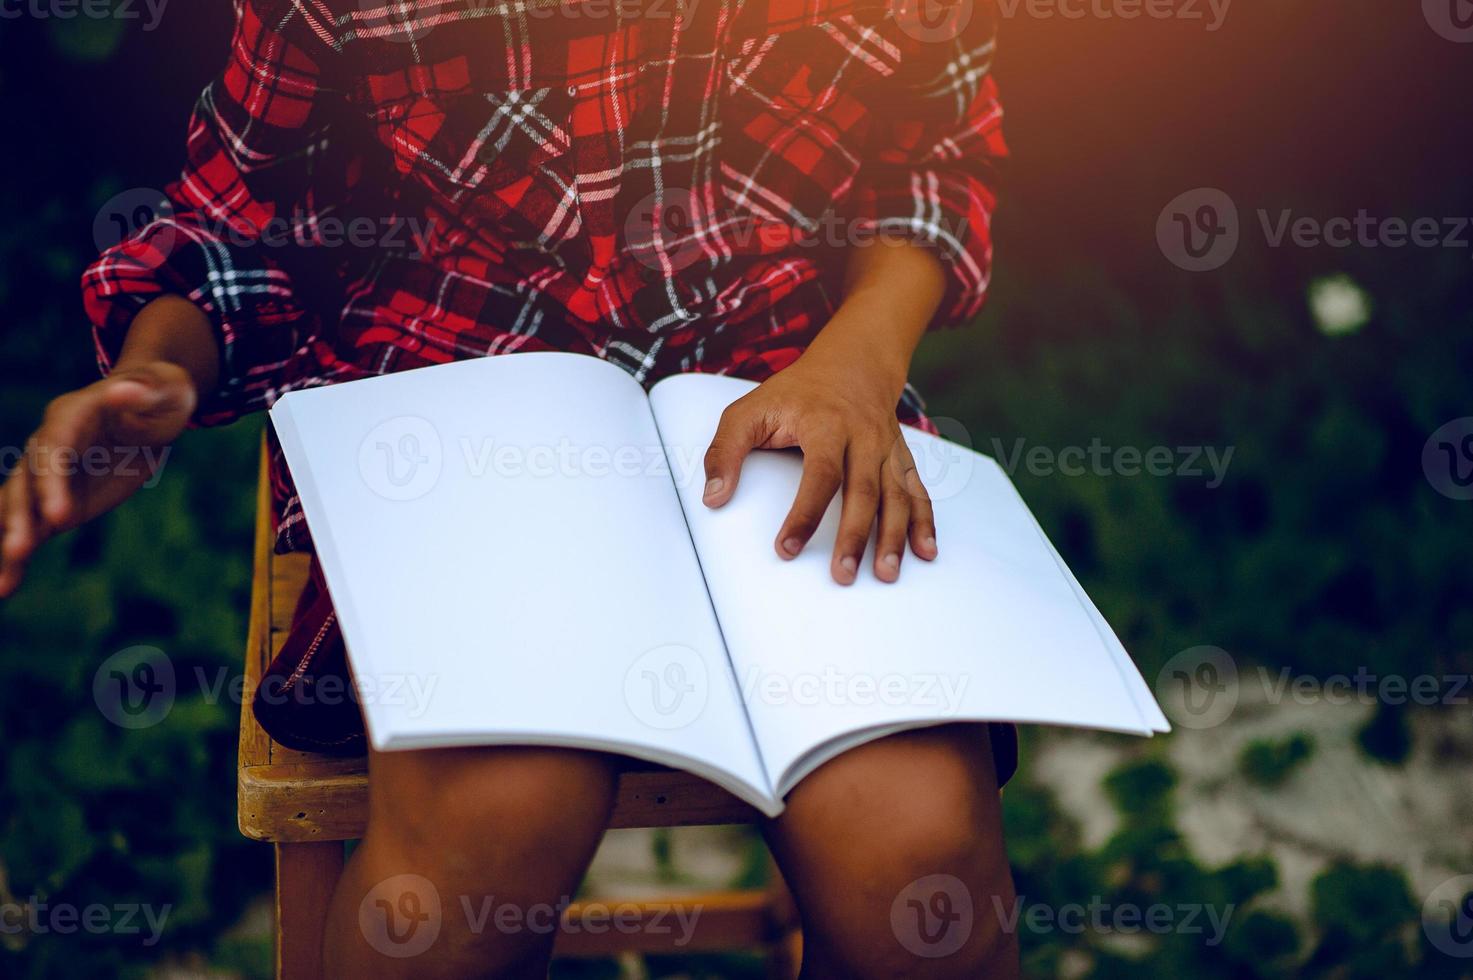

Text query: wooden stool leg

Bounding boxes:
[275,841,345,980]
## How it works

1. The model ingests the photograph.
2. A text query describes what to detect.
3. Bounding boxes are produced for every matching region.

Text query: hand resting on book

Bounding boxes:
[700,340,939,588]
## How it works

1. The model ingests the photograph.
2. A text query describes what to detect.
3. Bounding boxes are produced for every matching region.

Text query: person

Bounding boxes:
[0,0,1018,974]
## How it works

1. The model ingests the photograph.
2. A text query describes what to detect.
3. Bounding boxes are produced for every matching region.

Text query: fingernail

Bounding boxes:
[923,536,938,555]
[782,537,803,557]
[839,555,858,578]
[703,478,724,500]
[881,553,900,573]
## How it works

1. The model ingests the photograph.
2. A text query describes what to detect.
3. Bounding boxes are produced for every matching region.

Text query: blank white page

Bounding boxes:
[270,354,774,811]
[649,373,1160,795]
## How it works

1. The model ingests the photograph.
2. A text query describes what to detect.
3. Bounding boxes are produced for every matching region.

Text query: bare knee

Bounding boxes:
[369,745,619,869]
[350,747,619,974]
[768,725,1019,979]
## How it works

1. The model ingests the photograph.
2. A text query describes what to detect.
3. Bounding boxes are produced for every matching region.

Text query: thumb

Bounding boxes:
[702,400,768,508]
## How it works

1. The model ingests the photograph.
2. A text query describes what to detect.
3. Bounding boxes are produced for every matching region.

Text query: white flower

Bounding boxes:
[1308,274,1372,337]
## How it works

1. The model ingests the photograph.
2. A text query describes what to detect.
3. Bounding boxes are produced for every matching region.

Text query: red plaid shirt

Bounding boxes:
[82,0,1005,553]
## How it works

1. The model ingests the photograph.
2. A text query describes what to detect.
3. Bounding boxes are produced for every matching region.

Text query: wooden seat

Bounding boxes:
[237,445,799,978]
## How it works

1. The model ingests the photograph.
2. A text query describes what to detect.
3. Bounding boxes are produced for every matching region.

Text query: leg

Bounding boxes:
[764,723,1019,980]
[323,745,620,979]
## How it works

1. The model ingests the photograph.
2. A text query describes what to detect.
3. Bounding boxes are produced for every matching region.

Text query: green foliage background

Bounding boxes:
[2,4,1471,978]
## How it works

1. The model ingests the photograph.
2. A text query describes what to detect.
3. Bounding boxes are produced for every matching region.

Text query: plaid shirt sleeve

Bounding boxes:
[843,1,1007,326]
[80,0,365,426]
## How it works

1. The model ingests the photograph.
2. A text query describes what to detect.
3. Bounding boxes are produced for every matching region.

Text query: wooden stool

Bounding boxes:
[236,449,801,978]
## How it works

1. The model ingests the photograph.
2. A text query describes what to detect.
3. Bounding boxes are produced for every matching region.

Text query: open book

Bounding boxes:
[270,353,1168,817]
